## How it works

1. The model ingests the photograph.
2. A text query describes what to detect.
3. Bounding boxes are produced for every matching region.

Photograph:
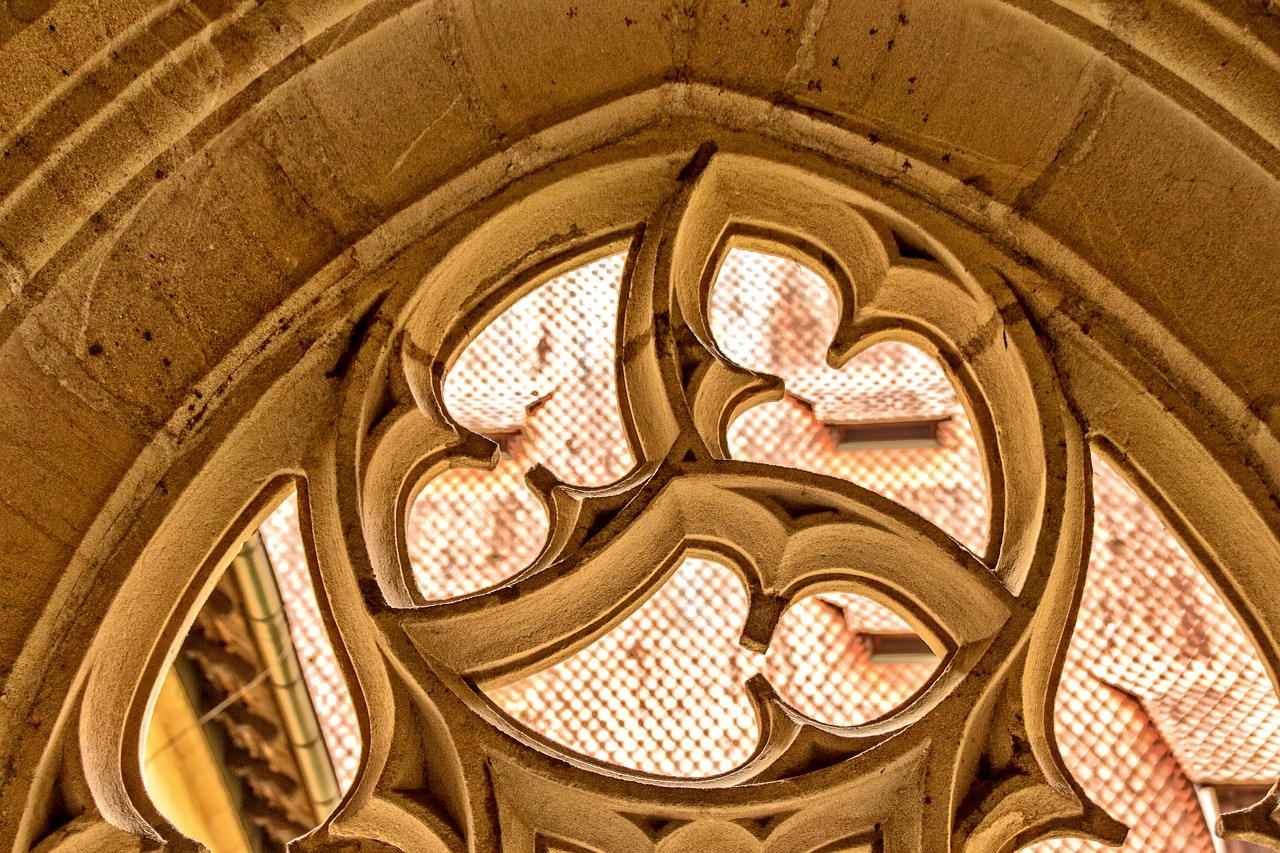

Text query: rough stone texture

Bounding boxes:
[789,0,1116,202]
[451,0,673,135]
[0,330,147,675]
[0,0,1277,851]
[1019,73,1280,426]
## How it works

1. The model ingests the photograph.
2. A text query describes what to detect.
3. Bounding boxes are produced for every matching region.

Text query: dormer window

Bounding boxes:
[828,417,947,451]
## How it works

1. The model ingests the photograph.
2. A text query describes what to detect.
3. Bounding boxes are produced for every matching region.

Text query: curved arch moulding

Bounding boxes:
[2,3,1278,853]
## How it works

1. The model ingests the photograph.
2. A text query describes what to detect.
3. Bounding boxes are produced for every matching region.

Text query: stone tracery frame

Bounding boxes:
[313,139,1112,852]
[48,122,1280,852]
[2,2,1280,852]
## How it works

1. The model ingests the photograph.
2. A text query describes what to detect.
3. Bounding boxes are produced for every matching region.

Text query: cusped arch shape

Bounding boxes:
[0,2,1277,852]
[707,249,992,556]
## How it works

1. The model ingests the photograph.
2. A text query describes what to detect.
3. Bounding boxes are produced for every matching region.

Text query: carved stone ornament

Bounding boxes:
[24,103,1276,848]
[6,18,1280,847]
[262,141,1122,853]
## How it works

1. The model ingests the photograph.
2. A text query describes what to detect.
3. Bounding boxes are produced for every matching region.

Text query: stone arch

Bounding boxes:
[1,1,1278,850]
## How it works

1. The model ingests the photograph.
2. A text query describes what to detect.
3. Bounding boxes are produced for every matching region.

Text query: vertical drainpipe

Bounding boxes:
[230,535,343,820]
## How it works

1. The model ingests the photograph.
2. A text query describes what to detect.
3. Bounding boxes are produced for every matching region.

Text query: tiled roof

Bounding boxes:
[710,252,959,425]
[1031,677,1217,853]
[1075,462,1280,784]
[256,250,1280,849]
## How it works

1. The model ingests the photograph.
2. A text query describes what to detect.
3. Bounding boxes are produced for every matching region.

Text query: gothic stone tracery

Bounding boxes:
[2,2,1280,853]
[295,144,1121,852]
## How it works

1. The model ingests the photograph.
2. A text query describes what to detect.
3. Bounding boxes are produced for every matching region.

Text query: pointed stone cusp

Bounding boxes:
[1218,788,1280,849]
[741,592,789,653]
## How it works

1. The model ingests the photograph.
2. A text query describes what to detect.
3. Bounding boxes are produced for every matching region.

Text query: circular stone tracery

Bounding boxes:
[308,142,1124,852]
[5,0,1280,848]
